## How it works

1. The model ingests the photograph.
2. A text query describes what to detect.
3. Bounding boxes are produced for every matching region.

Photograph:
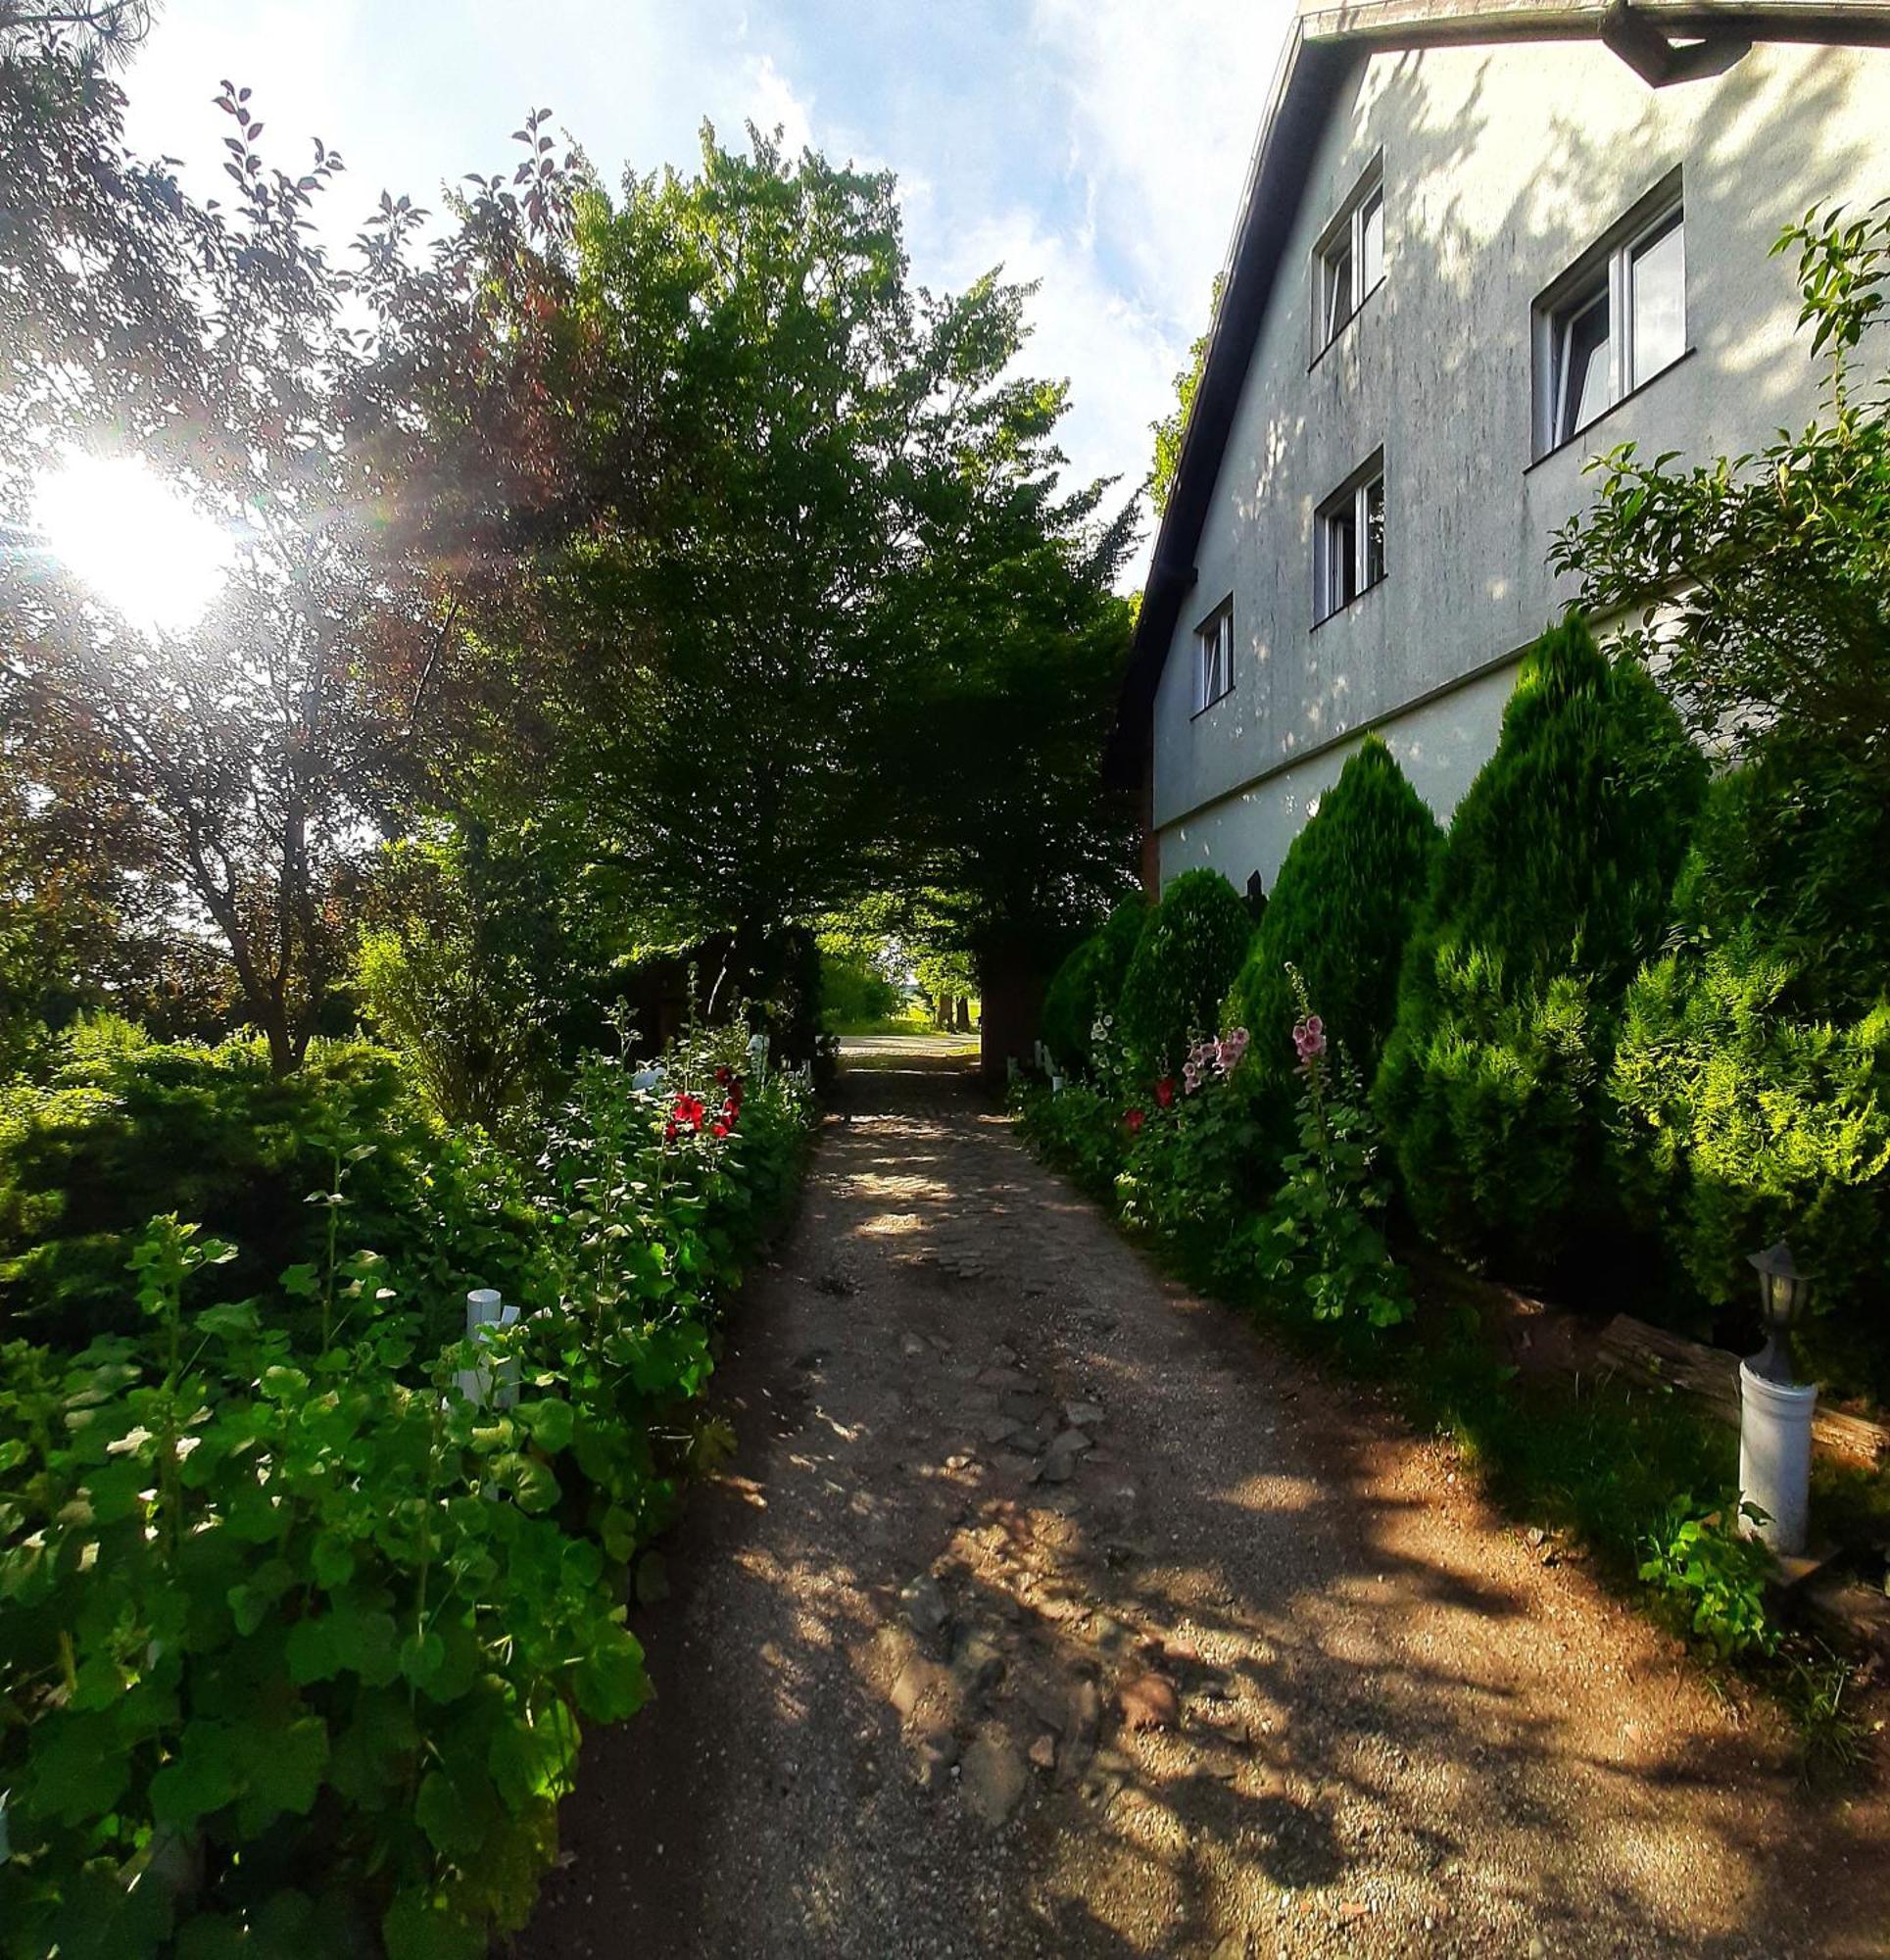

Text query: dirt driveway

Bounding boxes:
[516,1046,1888,1959]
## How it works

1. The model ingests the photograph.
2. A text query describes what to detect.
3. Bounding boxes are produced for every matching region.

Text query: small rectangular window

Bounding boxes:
[1537,191,1685,455]
[1193,598,1233,711]
[1314,161,1385,353]
[1314,456,1385,624]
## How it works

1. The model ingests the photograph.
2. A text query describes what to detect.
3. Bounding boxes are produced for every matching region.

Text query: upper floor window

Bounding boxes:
[1314,162,1384,352]
[1536,189,1685,455]
[1314,454,1385,624]
[1193,597,1234,711]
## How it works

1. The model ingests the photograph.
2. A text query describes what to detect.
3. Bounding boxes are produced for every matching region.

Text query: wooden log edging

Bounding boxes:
[1596,1312,1890,1470]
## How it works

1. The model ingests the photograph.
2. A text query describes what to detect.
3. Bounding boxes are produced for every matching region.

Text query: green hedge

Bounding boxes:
[0,1032,549,1355]
[1116,869,1253,1078]
[0,1035,816,1959]
[1226,736,1440,1123]
[1609,748,1890,1396]
[1041,898,1146,1074]
[1375,617,1705,1276]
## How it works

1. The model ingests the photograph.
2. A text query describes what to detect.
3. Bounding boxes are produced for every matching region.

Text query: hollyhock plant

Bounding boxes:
[672,1092,707,1131]
[1125,1106,1146,1134]
[1291,1014,1326,1069]
[1154,1077,1176,1108]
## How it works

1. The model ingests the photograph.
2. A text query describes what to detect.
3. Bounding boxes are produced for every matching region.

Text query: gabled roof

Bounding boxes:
[1109,0,1890,781]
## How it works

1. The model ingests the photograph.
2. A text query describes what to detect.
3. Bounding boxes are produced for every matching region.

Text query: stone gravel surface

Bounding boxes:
[515,1046,1889,1959]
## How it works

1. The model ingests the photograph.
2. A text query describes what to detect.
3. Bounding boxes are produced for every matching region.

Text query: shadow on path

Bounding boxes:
[516,1049,1889,1959]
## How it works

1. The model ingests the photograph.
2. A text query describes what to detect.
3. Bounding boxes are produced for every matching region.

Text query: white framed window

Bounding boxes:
[1193,597,1234,711]
[1537,190,1685,455]
[1314,163,1385,352]
[1313,455,1385,625]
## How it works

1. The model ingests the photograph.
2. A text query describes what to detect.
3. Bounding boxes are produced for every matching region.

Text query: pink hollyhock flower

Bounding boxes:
[1291,1015,1327,1067]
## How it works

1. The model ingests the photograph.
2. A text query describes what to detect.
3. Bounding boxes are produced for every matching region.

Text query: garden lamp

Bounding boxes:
[1746,1239,1809,1386]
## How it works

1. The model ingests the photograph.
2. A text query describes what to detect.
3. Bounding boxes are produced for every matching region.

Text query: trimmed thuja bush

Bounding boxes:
[1609,745,1890,1395]
[1226,736,1440,1130]
[1375,615,1705,1276]
[1041,897,1147,1075]
[1116,869,1254,1077]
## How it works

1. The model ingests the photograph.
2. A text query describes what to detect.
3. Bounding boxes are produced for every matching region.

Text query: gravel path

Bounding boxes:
[516,1048,1889,1959]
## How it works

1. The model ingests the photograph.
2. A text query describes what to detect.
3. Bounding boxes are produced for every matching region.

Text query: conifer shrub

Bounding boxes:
[1609,746,1890,1395]
[1115,869,1254,1077]
[1225,737,1440,1127]
[1375,616,1705,1276]
[1041,898,1147,1074]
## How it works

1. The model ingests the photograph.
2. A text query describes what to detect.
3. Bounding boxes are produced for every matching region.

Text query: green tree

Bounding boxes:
[1550,200,1890,786]
[1227,736,1440,1120]
[1149,277,1220,518]
[0,35,574,1069]
[1375,617,1705,1275]
[1116,868,1253,1078]
[1042,897,1146,1074]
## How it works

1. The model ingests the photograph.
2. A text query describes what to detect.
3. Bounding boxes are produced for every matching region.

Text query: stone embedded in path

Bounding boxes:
[1117,1670,1180,1732]
[951,1628,1006,1696]
[899,1331,927,1358]
[1028,1733,1057,1772]
[900,1574,949,1639]
[890,1656,951,1723]
[959,1735,1028,1827]
[914,1726,959,1794]
[1064,1399,1104,1428]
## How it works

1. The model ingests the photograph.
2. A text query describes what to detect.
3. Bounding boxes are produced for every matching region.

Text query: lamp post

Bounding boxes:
[1737,1239,1817,1557]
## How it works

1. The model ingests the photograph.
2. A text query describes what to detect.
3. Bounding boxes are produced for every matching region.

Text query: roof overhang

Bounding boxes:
[1107,0,1890,785]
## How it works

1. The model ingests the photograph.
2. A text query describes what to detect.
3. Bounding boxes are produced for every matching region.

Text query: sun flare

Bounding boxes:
[33,452,233,635]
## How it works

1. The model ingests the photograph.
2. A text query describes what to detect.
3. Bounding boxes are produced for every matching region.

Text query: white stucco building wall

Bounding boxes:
[1150,30,1890,889]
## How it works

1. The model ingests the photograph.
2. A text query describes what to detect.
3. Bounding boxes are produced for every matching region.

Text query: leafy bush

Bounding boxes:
[1375,617,1705,1275]
[1609,750,1890,1393]
[1113,1028,1263,1263]
[1041,898,1147,1075]
[1241,975,1410,1330]
[1115,869,1253,1077]
[1638,1496,1780,1659]
[1013,1079,1129,1200]
[1226,737,1439,1131]
[0,1034,552,1355]
[0,1038,815,1958]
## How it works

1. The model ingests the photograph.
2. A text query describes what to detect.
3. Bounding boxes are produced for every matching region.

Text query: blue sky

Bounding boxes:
[121,0,1298,583]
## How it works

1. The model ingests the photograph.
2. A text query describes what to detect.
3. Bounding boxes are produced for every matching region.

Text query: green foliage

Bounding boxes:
[1240,971,1410,1330]
[1012,1080,1128,1201]
[1226,737,1439,1127]
[1115,870,1253,1078]
[1041,898,1147,1074]
[0,1039,815,1956]
[1113,1048,1265,1263]
[1609,751,1890,1395]
[1149,275,1220,518]
[357,823,565,1133]
[1552,199,1890,789]
[1376,617,1705,1274]
[0,1035,551,1354]
[818,950,903,1031]
[1638,1497,1781,1659]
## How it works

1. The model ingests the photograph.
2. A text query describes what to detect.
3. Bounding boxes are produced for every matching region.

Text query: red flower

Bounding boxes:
[714,1064,733,1086]
[1125,1107,1146,1134]
[663,1120,680,1143]
[1154,1077,1176,1108]
[720,1098,740,1125]
[672,1093,706,1131]
[711,1120,730,1139]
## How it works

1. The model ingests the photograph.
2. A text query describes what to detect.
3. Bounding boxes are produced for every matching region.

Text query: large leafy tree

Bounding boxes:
[483,128,1135,1002]
[1551,200,1890,785]
[0,25,573,1069]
